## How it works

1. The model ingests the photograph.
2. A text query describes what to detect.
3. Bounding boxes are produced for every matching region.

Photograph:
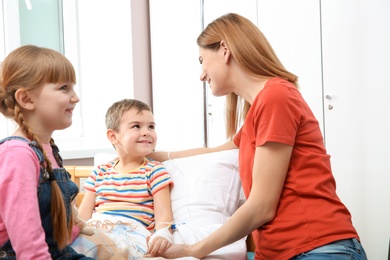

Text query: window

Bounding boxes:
[1,0,133,158]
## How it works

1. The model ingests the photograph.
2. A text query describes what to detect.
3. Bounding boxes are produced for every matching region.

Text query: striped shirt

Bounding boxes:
[83,158,172,231]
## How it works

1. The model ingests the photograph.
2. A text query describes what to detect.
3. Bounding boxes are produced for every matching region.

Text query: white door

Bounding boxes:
[321,0,390,258]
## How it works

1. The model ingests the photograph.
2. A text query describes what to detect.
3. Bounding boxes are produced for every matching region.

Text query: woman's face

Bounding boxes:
[199,46,230,97]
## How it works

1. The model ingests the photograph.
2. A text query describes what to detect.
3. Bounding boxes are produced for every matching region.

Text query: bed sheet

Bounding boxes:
[70,214,246,260]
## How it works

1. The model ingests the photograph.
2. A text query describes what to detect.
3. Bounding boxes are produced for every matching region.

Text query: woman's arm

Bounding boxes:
[148,140,237,162]
[161,141,292,259]
[78,190,97,221]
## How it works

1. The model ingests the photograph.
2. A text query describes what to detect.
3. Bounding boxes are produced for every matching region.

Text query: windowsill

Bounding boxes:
[59,147,116,160]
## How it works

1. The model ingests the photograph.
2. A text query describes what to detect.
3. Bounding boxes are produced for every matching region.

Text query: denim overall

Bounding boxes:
[0,137,94,259]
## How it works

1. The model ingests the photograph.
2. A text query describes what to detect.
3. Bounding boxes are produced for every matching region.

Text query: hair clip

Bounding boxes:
[43,169,50,180]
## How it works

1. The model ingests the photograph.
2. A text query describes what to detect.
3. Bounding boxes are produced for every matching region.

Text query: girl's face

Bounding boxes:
[30,81,79,132]
[112,108,157,157]
[199,46,230,96]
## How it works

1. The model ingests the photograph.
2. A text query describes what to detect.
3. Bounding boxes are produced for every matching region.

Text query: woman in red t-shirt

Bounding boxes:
[148,13,367,260]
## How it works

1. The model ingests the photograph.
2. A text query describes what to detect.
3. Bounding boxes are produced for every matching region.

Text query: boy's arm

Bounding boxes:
[146,185,174,256]
[153,185,174,231]
[78,190,97,221]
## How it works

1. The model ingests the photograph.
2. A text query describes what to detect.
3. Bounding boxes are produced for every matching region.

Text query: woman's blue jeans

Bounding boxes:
[290,238,367,260]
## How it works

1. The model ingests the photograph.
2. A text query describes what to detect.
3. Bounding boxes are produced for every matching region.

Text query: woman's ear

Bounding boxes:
[220,40,230,63]
[14,88,35,110]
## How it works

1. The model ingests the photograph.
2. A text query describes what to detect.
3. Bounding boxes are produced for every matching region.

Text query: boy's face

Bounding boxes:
[110,108,157,157]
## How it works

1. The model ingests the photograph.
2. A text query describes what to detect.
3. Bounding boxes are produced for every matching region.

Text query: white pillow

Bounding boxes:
[93,152,117,166]
[93,150,244,225]
[162,149,242,226]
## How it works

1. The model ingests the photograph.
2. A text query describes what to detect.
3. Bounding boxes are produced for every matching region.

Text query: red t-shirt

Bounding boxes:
[234,77,358,259]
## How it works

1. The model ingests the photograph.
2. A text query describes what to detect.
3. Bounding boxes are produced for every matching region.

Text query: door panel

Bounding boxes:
[321,1,390,258]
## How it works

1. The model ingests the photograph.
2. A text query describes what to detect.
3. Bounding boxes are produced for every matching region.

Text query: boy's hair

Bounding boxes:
[0,45,76,249]
[105,99,152,132]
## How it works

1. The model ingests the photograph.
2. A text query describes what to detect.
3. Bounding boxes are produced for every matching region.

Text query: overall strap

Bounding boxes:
[50,139,63,168]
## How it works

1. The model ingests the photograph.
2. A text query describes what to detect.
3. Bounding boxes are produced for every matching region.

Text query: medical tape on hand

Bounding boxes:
[148,226,173,246]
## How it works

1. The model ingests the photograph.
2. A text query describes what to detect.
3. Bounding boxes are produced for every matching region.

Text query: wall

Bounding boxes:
[130,0,153,107]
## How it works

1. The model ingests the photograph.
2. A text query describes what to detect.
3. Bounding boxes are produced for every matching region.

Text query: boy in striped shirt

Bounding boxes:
[78,99,174,256]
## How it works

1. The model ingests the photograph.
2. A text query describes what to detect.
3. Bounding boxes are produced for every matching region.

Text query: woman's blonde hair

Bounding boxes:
[197,13,298,139]
[0,45,76,249]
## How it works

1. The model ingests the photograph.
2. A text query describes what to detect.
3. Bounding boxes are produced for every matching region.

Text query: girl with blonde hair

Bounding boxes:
[0,45,92,259]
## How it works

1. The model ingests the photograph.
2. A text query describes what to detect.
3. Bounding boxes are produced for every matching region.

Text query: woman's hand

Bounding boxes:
[145,236,172,257]
[158,243,193,259]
